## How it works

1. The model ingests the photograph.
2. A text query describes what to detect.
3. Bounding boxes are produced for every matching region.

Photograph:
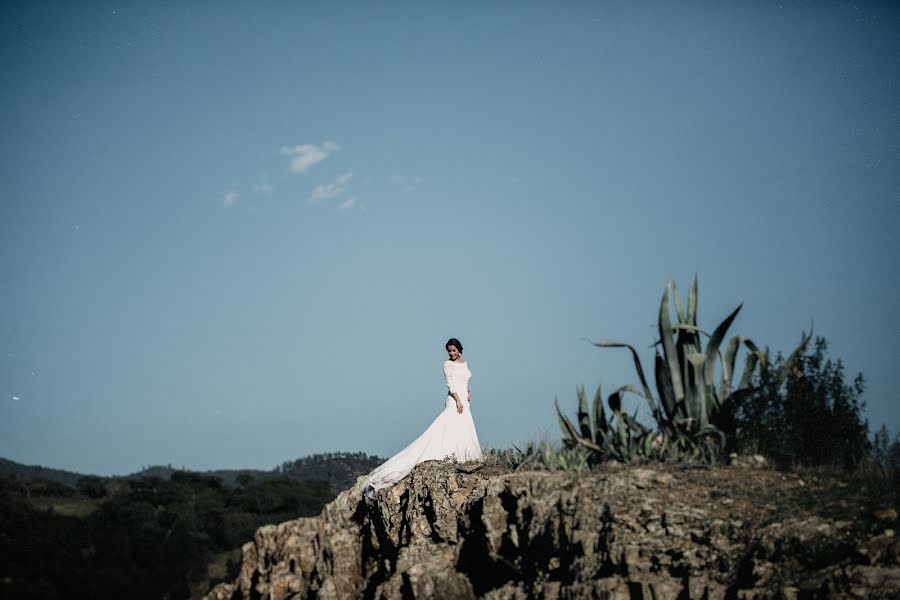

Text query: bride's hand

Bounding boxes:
[456,401,464,414]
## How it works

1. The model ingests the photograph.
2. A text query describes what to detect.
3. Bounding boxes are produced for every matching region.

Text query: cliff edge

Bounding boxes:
[204,461,898,599]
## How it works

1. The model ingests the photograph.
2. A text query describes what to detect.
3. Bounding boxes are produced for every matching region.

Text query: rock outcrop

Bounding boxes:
[205,461,898,599]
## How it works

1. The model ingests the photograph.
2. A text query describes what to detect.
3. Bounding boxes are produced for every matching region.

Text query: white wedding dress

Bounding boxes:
[363,360,483,499]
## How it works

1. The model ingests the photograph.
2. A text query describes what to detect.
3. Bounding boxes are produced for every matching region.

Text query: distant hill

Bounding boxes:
[0,452,385,492]
[0,457,85,488]
[127,465,274,488]
[278,452,385,493]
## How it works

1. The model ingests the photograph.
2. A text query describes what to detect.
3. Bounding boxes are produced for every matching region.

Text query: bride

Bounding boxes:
[363,338,483,498]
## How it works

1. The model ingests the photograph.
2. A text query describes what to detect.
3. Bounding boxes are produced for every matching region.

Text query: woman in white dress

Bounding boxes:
[363,338,483,499]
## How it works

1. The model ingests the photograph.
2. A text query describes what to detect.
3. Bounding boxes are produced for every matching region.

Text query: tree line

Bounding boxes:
[0,453,383,599]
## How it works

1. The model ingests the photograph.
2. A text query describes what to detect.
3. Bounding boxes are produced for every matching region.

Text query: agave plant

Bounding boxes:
[555,384,666,463]
[509,440,594,472]
[558,276,811,463]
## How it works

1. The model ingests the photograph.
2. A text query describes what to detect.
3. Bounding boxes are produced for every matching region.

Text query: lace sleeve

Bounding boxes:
[443,361,454,394]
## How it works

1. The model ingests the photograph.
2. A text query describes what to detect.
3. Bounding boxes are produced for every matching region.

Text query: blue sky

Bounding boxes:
[1,1,897,475]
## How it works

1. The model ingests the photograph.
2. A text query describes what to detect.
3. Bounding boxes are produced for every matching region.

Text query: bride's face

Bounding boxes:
[447,345,461,361]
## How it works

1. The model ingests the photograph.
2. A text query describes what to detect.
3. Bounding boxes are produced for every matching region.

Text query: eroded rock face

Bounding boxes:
[204,463,898,599]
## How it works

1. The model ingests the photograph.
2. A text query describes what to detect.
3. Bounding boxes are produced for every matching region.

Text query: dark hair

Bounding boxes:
[445,338,463,353]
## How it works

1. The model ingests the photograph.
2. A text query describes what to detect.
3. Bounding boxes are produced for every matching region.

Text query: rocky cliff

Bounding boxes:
[204,460,898,599]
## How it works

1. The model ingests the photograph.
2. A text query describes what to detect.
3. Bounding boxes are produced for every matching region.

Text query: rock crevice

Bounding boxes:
[205,463,898,599]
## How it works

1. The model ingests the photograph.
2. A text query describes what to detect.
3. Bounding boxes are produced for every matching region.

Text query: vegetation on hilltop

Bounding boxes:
[550,278,898,474]
[0,452,382,599]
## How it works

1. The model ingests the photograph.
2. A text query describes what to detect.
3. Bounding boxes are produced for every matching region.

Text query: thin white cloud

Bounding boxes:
[223,190,239,207]
[308,172,353,203]
[337,196,364,213]
[387,174,424,192]
[281,141,338,173]
[388,174,423,185]
[252,182,274,194]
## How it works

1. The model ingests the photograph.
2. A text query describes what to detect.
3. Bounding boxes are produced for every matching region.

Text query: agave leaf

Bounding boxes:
[576,385,592,440]
[555,398,580,443]
[654,351,677,422]
[742,338,761,356]
[614,383,654,406]
[607,384,656,431]
[669,324,710,335]
[687,353,709,428]
[650,324,713,350]
[722,335,744,389]
[703,303,742,388]
[688,274,698,326]
[592,385,607,444]
[658,285,686,404]
[675,336,702,387]
[774,330,813,387]
[555,398,603,453]
[616,415,629,456]
[737,352,760,391]
[681,348,695,423]
[589,341,655,403]
[622,412,650,435]
[608,389,623,413]
[671,280,687,323]
[742,338,765,368]
[721,337,759,399]
[687,352,706,366]
[674,276,703,362]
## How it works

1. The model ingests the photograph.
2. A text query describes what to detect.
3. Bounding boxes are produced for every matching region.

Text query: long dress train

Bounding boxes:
[363,360,482,499]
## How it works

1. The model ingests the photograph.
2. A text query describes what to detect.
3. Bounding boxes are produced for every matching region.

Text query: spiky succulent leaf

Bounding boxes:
[608,388,622,413]
[669,323,710,335]
[737,352,760,391]
[654,351,678,422]
[685,352,707,427]
[555,397,579,445]
[722,335,743,389]
[658,285,686,404]
[671,280,687,323]
[591,385,607,445]
[556,398,604,452]
[576,385,592,440]
[703,303,742,394]
[688,274,698,326]
[615,415,629,457]
[622,412,650,435]
[774,330,813,387]
[589,341,655,403]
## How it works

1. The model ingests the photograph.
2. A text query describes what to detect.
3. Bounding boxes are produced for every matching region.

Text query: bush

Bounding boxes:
[76,475,108,499]
[737,336,871,469]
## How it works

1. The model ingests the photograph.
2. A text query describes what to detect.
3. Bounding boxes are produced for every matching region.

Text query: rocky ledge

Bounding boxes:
[205,461,898,599]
